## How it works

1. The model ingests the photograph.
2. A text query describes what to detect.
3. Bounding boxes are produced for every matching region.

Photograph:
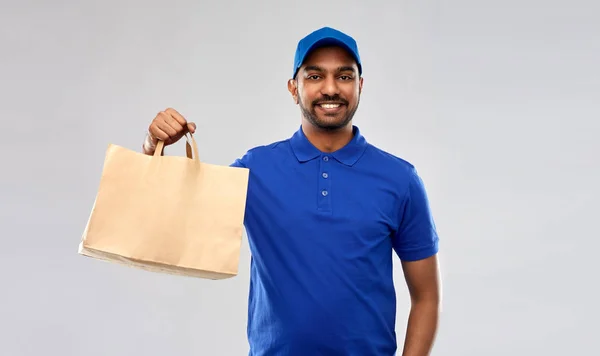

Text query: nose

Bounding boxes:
[320,76,339,96]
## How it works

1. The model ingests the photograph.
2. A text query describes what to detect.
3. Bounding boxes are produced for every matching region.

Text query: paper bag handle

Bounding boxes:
[153,133,200,161]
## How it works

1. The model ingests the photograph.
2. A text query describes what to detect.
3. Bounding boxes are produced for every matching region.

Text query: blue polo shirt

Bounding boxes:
[230,125,439,356]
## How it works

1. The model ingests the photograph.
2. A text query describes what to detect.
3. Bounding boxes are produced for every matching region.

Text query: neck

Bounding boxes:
[301,120,354,153]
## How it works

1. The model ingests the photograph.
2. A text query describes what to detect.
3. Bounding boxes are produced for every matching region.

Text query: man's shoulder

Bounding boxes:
[362,143,427,200]
[250,138,290,154]
[229,138,291,168]
[243,137,292,160]
[364,142,417,175]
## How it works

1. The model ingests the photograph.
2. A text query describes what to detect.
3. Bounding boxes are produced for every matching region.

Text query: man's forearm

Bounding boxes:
[401,299,439,356]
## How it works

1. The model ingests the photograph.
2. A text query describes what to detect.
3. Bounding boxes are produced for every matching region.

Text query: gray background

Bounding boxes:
[2,0,598,355]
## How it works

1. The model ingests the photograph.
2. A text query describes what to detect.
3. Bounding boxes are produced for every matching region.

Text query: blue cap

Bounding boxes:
[292,26,362,78]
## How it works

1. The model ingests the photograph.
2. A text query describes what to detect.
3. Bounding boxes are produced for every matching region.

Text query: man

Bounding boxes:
[143,27,441,356]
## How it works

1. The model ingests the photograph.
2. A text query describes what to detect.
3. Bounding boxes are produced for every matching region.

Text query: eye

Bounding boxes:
[307,75,321,80]
[339,75,352,80]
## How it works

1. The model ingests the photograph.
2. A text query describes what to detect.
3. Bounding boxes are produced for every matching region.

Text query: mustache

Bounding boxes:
[312,95,348,106]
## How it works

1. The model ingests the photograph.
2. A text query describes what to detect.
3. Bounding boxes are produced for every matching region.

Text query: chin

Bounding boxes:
[301,105,354,131]
[313,118,350,131]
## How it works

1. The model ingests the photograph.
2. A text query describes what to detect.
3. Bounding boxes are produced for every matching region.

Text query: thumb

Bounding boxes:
[187,122,196,133]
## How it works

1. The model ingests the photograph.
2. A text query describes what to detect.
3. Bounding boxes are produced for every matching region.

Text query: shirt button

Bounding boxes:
[323,156,329,161]
[321,190,328,196]
[322,172,328,179]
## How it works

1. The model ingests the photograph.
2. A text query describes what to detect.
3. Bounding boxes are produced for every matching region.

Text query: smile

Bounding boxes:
[319,103,341,109]
[315,103,345,113]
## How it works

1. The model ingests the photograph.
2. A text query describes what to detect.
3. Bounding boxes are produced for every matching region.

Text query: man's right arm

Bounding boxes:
[142,107,196,155]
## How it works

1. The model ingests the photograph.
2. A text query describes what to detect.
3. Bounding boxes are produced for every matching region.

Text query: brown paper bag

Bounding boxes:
[78,134,249,279]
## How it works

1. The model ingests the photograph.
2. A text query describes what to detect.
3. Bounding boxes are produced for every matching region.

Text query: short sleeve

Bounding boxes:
[229,150,253,168]
[230,158,246,168]
[392,167,440,261]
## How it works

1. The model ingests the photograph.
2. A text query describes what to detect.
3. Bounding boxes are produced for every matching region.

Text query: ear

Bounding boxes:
[287,79,299,104]
[359,76,364,95]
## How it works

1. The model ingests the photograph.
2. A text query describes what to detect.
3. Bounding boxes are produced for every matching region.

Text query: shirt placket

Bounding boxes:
[318,154,332,213]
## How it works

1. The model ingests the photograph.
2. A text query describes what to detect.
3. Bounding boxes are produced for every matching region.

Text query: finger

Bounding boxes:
[161,112,185,135]
[165,108,187,126]
[187,122,196,133]
[158,112,184,137]
[155,120,180,139]
[150,125,170,141]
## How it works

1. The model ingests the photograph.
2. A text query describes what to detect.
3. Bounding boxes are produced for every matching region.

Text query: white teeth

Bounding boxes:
[320,103,340,109]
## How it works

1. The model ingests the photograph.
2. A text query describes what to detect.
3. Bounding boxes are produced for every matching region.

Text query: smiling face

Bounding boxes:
[288,46,363,131]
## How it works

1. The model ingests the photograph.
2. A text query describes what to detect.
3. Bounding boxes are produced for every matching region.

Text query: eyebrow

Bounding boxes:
[303,65,356,74]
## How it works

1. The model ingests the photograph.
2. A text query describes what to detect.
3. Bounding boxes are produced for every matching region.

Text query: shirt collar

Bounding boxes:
[290,125,368,166]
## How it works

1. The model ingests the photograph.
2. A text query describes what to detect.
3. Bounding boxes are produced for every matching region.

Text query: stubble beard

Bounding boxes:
[299,95,360,132]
